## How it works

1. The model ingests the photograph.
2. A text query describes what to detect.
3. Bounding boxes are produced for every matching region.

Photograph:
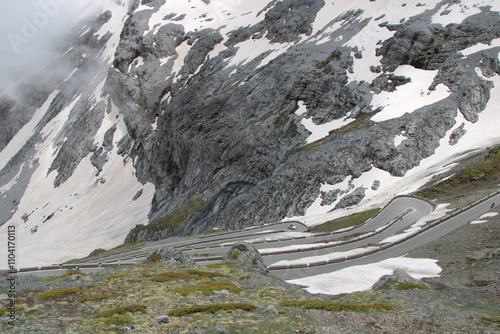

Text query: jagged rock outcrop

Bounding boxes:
[371,269,428,290]
[146,247,195,265]
[118,3,500,242]
[225,241,268,272]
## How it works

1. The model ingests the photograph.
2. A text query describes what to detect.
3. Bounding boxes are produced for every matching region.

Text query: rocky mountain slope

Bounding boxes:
[0,0,500,267]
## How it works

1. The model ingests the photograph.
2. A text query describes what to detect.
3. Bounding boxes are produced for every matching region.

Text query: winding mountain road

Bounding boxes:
[14,192,500,281]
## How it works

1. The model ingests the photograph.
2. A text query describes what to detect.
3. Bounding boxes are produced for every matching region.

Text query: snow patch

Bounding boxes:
[0,164,25,195]
[224,38,292,69]
[393,133,407,147]
[272,247,379,267]
[432,2,481,25]
[299,100,354,144]
[480,212,499,218]
[470,220,489,225]
[460,38,500,57]
[288,257,441,295]
[172,41,192,76]
[301,117,354,144]
[371,65,451,122]
[0,91,59,171]
[96,2,130,63]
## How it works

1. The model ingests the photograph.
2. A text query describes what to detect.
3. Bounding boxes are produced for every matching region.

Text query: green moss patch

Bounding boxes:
[280,300,395,312]
[168,303,257,317]
[151,272,193,282]
[482,316,500,323]
[310,208,380,233]
[396,282,429,290]
[0,307,25,315]
[74,294,121,302]
[88,248,107,257]
[316,50,341,70]
[104,273,132,281]
[205,262,234,269]
[416,147,500,198]
[144,251,162,264]
[57,270,88,278]
[151,268,228,282]
[170,281,242,295]
[36,287,83,300]
[151,196,205,231]
[126,196,205,242]
[185,269,229,278]
[229,249,241,259]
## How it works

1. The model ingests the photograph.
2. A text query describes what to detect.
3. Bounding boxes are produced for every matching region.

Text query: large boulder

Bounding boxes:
[224,241,268,273]
[145,247,195,265]
[371,268,428,290]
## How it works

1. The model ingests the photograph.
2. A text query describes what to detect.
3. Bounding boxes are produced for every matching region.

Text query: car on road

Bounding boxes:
[287,224,297,230]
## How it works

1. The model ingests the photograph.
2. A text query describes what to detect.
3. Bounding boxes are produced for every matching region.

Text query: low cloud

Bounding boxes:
[0,0,114,96]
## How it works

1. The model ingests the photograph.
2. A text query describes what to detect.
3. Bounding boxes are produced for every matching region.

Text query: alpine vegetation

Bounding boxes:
[0,0,499,268]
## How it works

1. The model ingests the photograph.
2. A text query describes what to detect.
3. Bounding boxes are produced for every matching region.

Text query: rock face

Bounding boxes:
[146,247,195,266]
[117,3,500,242]
[0,1,499,264]
[371,269,428,290]
[224,242,268,273]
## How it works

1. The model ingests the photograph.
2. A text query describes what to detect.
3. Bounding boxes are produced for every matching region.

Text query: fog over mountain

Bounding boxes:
[0,0,113,96]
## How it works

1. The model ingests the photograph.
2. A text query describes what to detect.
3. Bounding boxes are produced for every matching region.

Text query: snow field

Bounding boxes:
[94,1,131,63]
[288,257,441,295]
[0,82,155,268]
[371,66,451,122]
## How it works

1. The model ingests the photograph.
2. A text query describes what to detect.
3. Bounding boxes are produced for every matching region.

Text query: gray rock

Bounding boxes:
[132,189,143,201]
[334,187,367,210]
[262,0,325,43]
[321,189,341,206]
[224,241,268,272]
[213,289,230,296]
[371,268,427,290]
[146,247,195,265]
[449,123,467,145]
[153,315,171,324]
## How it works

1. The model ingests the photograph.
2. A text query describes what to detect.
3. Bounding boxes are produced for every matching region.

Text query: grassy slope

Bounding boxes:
[309,208,381,233]
[416,146,500,199]
[3,259,498,333]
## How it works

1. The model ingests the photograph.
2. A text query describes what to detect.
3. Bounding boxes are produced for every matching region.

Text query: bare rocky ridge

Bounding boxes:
[116,1,500,242]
